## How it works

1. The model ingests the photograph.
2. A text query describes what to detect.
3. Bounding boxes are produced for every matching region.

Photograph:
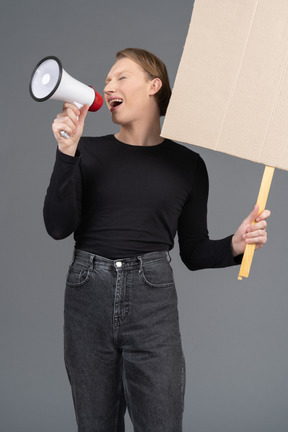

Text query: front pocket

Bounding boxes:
[140,258,175,288]
[66,265,90,287]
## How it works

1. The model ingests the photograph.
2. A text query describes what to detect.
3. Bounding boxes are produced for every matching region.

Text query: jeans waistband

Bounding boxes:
[71,249,171,271]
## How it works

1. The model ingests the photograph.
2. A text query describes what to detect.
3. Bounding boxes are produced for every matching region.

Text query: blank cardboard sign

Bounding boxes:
[161,0,288,279]
[161,0,288,171]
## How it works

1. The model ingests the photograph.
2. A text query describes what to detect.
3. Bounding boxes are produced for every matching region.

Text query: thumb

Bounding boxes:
[78,104,90,124]
[246,204,259,224]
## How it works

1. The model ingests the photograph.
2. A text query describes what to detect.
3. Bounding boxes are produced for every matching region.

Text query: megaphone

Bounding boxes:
[29,56,103,137]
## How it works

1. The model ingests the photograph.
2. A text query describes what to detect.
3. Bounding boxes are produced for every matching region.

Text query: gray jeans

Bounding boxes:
[64,249,185,432]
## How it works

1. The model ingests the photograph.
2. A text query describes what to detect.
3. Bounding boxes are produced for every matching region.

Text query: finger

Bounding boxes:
[244,238,267,248]
[54,117,76,133]
[55,107,80,127]
[255,209,271,222]
[62,102,81,116]
[245,235,267,246]
[57,108,80,127]
[245,228,266,239]
[255,242,265,250]
[53,119,75,137]
[52,121,75,138]
[243,230,268,249]
[246,220,267,233]
[245,204,259,225]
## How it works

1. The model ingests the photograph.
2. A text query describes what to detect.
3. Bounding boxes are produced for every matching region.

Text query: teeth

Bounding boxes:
[109,99,123,107]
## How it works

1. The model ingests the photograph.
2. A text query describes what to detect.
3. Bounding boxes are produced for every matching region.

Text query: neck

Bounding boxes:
[116,118,163,147]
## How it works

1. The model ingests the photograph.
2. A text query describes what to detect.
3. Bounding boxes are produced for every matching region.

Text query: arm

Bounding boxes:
[178,156,270,271]
[178,156,238,270]
[43,147,83,239]
[43,103,89,239]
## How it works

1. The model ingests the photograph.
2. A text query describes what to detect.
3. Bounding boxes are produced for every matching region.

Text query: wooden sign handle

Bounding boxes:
[238,165,275,280]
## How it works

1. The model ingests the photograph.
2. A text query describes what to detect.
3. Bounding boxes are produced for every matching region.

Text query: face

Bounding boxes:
[104,58,157,125]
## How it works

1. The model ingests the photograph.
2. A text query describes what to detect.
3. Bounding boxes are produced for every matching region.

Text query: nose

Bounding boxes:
[104,80,116,94]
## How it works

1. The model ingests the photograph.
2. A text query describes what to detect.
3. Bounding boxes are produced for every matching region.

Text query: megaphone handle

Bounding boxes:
[60,101,83,139]
[60,131,70,139]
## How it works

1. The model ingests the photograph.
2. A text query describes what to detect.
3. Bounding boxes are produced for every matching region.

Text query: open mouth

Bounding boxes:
[109,98,123,108]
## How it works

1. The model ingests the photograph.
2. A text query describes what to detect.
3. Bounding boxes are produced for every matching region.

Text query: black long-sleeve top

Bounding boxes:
[43,135,241,270]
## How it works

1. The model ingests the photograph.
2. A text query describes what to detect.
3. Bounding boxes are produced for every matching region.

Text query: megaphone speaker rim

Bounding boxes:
[29,56,63,102]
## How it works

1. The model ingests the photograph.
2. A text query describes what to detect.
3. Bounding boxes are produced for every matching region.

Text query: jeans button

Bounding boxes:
[115,261,122,268]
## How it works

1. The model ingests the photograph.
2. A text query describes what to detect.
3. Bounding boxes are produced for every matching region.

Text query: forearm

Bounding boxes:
[179,234,242,271]
[43,148,81,239]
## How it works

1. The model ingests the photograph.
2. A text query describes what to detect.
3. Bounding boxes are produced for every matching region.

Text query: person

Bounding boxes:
[43,48,270,432]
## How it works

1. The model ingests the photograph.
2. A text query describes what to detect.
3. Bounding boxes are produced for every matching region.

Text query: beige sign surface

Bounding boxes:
[162,0,288,172]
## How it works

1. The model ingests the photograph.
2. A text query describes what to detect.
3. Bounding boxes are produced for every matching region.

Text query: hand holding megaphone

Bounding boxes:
[29,56,103,145]
[52,102,89,156]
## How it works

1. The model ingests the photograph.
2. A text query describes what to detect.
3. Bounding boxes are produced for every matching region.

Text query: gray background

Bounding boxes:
[1,0,287,431]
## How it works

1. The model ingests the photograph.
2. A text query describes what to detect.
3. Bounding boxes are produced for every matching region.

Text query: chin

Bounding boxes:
[111,113,129,126]
[111,117,121,125]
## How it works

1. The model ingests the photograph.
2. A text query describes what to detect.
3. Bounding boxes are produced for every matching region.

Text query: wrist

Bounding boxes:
[58,144,77,157]
[231,235,240,257]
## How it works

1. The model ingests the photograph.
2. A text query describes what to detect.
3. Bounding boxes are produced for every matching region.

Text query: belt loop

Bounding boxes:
[89,253,95,270]
[167,251,171,262]
[137,255,143,273]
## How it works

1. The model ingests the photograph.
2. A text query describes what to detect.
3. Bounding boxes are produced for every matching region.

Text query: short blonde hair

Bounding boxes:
[116,48,171,116]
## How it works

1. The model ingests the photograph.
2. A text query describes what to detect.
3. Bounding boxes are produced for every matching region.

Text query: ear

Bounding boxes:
[149,78,162,95]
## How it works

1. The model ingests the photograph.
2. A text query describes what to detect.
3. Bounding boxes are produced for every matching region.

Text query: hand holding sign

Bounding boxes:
[232,204,270,260]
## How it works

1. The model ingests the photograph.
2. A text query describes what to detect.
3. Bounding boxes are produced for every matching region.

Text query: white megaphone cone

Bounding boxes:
[29,56,103,138]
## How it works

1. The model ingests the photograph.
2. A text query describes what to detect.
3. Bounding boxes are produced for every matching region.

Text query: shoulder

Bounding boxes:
[162,139,206,169]
[163,138,199,157]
